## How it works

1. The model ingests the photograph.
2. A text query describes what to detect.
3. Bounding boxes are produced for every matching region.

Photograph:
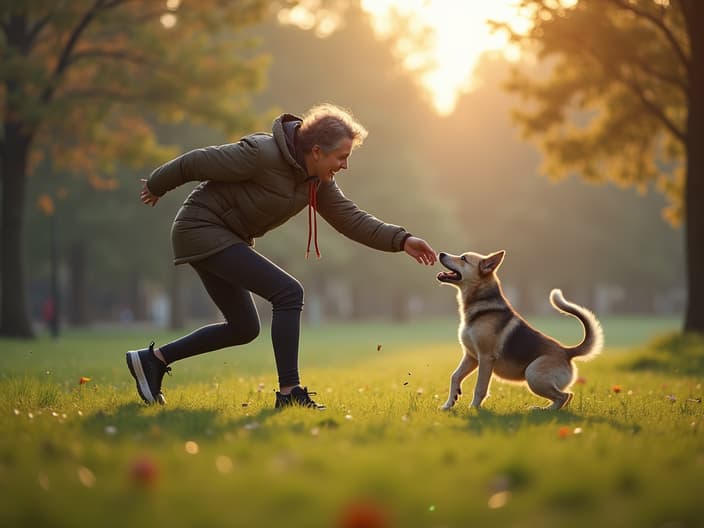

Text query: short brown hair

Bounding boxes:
[298,103,368,153]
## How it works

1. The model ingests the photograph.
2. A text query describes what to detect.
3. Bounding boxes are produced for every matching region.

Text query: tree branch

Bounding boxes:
[630,54,688,95]
[617,71,686,144]
[67,49,151,68]
[40,1,103,104]
[27,14,52,43]
[674,0,691,21]
[603,0,690,75]
[536,8,688,146]
[572,38,687,144]
[101,0,131,8]
[58,88,148,104]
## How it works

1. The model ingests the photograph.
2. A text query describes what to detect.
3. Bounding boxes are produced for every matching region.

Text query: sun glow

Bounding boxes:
[276,1,542,115]
[360,0,533,115]
[278,0,536,115]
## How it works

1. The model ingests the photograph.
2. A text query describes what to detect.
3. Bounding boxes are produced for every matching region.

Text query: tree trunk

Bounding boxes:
[684,2,704,334]
[169,265,185,330]
[49,213,61,337]
[391,290,408,322]
[128,271,149,321]
[0,122,34,338]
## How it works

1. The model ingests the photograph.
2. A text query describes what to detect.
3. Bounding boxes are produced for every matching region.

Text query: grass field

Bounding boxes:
[1,315,702,528]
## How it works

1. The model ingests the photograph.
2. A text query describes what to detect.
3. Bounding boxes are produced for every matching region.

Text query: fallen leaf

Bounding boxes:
[488,491,511,509]
[77,466,96,488]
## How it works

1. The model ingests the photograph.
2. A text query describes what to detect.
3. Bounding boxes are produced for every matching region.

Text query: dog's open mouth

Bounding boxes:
[437,266,461,282]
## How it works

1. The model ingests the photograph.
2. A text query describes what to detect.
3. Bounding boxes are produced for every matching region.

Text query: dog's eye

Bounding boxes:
[460,256,467,262]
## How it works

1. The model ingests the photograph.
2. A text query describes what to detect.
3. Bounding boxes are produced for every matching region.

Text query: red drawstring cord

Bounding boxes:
[306,181,321,259]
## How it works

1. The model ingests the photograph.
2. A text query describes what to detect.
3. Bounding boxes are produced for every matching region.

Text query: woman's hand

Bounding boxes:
[140,178,159,207]
[403,236,437,265]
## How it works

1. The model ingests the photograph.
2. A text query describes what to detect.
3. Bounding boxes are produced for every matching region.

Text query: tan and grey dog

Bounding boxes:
[437,250,603,411]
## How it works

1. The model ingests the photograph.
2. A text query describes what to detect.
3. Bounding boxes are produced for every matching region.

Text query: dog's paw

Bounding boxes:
[439,402,454,411]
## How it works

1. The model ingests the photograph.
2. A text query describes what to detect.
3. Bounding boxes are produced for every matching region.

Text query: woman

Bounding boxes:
[127,104,437,409]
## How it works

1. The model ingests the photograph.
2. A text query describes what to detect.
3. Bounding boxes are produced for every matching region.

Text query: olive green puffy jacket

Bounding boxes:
[147,115,410,265]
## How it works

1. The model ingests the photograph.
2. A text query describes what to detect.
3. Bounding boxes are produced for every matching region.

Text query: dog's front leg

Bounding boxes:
[441,354,478,410]
[470,357,495,409]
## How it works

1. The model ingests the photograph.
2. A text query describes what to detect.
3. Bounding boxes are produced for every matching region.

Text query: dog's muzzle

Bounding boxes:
[437,253,462,282]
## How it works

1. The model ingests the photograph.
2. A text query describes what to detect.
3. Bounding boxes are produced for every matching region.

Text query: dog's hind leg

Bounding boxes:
[440,354,478,410]
[525,358,575,410]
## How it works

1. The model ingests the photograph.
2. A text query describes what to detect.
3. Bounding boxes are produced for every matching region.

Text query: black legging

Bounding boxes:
[159,243,304,387]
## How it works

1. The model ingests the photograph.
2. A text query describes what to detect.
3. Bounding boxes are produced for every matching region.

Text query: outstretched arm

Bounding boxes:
[403,236,437,265]
[145,137,260,198]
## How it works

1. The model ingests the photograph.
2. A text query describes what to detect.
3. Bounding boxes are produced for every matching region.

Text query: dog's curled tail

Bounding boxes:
[550,289,604,361]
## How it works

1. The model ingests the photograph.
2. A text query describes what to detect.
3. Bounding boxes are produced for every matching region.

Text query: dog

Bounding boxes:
[437,250,603,411]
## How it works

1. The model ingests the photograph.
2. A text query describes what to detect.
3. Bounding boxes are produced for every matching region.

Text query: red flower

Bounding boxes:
[611,385,622,394]
[338,500,390,528]
[79,376,91,385]
[129,456,159,488]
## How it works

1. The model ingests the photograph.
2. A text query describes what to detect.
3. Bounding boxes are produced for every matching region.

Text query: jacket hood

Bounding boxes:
[272,114,308,182]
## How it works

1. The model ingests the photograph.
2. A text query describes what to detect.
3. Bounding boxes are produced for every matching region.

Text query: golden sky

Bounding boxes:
[278,0,538,115]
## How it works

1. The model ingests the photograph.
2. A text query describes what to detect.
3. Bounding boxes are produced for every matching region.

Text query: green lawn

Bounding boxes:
[1,316,702,528]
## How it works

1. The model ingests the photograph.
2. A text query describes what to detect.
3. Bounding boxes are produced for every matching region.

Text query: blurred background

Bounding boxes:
[3,0,689,337]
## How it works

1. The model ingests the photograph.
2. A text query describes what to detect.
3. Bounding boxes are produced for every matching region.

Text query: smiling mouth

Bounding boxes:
[437,260,462,282]
[437,269,461,282]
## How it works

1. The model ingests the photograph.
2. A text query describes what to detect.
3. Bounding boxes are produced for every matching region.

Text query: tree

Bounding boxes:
[497,0,703,332]
[0,0,269,337]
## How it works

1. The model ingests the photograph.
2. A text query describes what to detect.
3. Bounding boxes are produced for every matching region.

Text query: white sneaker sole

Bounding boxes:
[126,351,156,404]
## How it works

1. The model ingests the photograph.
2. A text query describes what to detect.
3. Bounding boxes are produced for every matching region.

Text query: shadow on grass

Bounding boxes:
[453,407,633,435]
[621,331,704,376]
[82,403,281,440]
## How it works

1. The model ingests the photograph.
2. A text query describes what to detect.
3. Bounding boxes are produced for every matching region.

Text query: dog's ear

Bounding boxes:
[479,250,505,275]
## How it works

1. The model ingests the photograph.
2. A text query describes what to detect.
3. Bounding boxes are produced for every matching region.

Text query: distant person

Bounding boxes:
[127,103,437,409]
[42,296,56,335]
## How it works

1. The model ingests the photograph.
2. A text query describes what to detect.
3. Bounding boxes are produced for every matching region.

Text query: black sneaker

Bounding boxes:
[126,341,171,405]
[275,386,326,410]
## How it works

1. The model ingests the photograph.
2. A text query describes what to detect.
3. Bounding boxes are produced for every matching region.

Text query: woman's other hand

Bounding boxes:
[140,178,159,207]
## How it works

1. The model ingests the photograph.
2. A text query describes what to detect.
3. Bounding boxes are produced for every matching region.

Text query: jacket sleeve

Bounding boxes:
[315,181,410,252]
[146,136,260,196]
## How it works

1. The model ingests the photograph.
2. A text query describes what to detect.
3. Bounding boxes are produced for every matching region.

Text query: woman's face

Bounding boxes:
[310,137,353,183]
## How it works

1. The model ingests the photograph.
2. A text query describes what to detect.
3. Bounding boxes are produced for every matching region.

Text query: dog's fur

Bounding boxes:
[437,250,603,410]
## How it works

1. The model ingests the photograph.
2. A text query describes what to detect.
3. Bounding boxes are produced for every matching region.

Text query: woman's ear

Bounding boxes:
[311,145,322,160]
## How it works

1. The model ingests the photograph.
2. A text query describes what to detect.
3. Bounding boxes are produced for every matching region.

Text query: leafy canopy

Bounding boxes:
[497,0,689,225]
[1,0,270,184]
